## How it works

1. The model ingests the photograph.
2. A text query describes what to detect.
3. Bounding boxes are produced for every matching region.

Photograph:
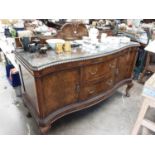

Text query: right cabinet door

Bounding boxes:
[115,47,137,83]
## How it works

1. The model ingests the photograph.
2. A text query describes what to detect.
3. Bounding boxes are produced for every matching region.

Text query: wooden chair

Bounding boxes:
[132,96,155,134]
[132,73,155,134]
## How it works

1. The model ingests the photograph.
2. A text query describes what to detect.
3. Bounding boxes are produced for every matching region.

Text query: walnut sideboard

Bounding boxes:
[15,42,139,134]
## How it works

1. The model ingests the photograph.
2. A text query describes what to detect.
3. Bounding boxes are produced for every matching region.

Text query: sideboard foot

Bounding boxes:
[26,112,32,118]
[23,102,27,108]
[39,124,51,134]
[126,82,133,97]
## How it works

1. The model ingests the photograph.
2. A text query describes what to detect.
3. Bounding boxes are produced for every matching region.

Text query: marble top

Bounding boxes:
[15,41,139,71]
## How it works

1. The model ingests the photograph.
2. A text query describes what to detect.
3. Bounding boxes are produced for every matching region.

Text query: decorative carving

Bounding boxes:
[56,22,88,40]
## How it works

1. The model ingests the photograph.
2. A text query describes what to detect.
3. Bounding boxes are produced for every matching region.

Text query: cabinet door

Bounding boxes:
[42,69,80,116]
[115,48,137,83]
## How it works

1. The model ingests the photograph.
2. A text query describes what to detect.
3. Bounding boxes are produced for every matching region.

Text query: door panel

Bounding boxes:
[42,69,80,116]
[115,48,137,83]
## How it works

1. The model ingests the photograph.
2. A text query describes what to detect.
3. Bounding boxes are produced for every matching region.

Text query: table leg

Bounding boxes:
[132,98,149,135]
[126,81,133,97]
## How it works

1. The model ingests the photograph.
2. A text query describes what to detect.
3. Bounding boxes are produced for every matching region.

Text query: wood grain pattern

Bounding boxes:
[81,59,117,82]
[42,69,80,116]
[16,46,139,134]
[56,23,88,40]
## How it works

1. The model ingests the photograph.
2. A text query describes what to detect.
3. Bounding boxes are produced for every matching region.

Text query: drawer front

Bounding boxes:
[80,77,114,100]
[81,59,116,82]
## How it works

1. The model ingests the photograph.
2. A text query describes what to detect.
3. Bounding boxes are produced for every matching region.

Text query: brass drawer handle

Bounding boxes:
[109,63,115,68]
[89,68,98,75]
[106,79,113,86]
[88,89,96,94]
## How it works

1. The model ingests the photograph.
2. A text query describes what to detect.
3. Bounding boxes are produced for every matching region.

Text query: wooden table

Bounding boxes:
[132,73,155,134]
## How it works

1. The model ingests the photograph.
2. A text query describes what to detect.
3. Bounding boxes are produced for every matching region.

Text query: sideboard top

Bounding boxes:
[15,41,139,71]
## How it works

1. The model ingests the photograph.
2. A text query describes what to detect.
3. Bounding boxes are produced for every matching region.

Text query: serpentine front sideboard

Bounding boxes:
[15,42,139,133]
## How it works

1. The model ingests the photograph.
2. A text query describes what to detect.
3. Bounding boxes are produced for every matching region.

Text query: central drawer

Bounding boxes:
[80,77,114,100]
[81,59,116,82]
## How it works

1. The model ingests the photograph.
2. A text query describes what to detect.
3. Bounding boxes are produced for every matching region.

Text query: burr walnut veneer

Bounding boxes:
[15,42,139,133]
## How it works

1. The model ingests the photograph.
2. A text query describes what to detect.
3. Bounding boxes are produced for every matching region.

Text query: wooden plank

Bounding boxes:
[142,119,155,132]
[143,94,155,103]
[143,73,155,99]
[144,73,155,90]
[132,98,149,135]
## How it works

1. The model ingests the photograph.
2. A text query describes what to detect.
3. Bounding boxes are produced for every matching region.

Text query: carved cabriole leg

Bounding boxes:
[39,124,51,134]
[126,81,134,97]
[138,69,147,84]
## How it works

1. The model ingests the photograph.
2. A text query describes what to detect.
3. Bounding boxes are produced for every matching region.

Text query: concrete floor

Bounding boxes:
[0,60,155,135]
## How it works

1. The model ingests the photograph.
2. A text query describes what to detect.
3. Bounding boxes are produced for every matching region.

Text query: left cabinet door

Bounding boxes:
[42,69,80,116]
